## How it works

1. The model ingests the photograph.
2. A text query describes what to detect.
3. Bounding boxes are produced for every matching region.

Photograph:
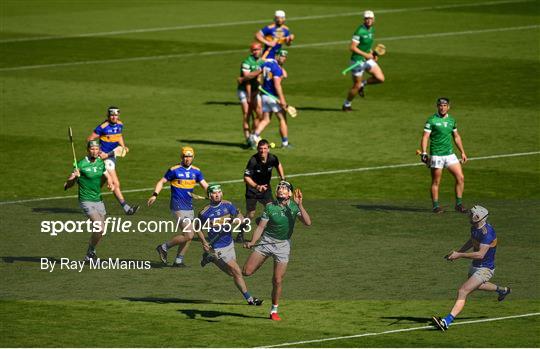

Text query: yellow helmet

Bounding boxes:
[181,146,195,158]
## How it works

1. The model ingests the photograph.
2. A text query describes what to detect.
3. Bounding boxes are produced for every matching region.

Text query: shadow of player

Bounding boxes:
[353,204,427,213]
[179,309,268,322]
[381,315,487,326]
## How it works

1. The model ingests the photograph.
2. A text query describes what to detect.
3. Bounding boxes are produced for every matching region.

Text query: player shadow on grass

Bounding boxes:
[1,256,62,264]
[32,207,81,214]
[179,309,268,322]
[122,297,230,305]
[353,204,428,213]
[204,101,342,112]
[382,315,486,326]
[177,139,248,149]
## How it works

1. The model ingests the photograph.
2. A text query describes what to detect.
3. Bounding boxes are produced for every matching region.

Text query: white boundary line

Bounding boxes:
[1,24,538,72]
[257,312,540,348]
[0,0,530,44]
[0,151,538,206]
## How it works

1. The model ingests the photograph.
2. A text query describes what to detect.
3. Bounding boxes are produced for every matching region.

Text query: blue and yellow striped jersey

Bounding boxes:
[94,120,123,153]
[164,164,204,211]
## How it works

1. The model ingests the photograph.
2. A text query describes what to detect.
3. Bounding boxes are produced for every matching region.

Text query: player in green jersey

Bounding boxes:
[242,181,311,321]
[342,10,385,112]
[237,42,264,146]
[64,140,115,261]
[420,98,468,213]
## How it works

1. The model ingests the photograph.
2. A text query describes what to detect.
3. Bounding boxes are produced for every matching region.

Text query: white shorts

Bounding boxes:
[104,157,116,171]
[468,266,495,283]
[237,89,262,104]
[214,241,236,264]
[430,154,460,169]
[262,94,283,114]
[171,210,195,232]
[351,59,377,78]
[253,235,290,263]
[80,201,106,218]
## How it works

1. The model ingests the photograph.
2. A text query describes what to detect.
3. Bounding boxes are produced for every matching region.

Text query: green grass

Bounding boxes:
[1,0,539,347]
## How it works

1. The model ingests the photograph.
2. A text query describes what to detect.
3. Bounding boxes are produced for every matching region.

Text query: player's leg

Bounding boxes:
[218,255,263,305]
[270,261,288,320]
[241,100,251,142]
[366,63,385,85]
[105,161,138,215]
[242,250,268,276]
[447,157,466,212]
[251,93,263,130]
[433,267,489,331]
[275,111,289,147]
[156,211,193,266]
[83,202,106,261]
[430,166,444,213]
[343,74,363,111]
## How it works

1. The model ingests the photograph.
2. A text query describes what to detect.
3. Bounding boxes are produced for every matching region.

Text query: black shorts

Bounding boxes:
[245,189,273,212]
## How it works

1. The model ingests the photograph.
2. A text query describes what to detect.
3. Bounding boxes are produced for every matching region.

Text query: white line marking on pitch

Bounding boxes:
[257,312,540,348]
[1,24,538,72]
[0,151,537,206]
[0,0,529,44]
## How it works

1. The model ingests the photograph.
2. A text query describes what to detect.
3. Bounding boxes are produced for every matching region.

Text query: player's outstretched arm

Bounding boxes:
[294,189,312,226]
[63,169,80,190]
[245,219,268,249]
[147,177,167,206]
[87,131,99,142]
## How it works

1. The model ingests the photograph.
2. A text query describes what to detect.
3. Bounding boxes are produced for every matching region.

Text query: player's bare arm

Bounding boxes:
[64,169,80,190]
[87,131,99,142]
[448,244,489,261]
[103,171,115,191]
[147,177,168,206]
[244,218,268,248]
[350,41,373,60]
[255,31,276,47]
[453,131,467,163]
[277,163,285,181]
[199,179,209,191]
[273,77,287,107]
[294,189,312,226]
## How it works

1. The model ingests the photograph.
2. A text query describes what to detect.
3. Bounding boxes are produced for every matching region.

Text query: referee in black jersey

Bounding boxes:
[241,139,285,241]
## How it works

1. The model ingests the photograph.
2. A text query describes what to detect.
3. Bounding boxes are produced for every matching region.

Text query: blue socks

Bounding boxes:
[443,314,455,326]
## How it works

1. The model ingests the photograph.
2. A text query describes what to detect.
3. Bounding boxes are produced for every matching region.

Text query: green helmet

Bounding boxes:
[276,49,288,57]
[207,184,222,196]
[87,140,100,148]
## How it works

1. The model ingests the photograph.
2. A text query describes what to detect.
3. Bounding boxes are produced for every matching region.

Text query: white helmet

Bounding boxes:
[470,205,489,223]
[275,10,286,18]
[364,10,375,18]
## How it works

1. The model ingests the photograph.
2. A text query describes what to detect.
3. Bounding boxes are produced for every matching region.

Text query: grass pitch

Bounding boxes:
[1,0,539,347]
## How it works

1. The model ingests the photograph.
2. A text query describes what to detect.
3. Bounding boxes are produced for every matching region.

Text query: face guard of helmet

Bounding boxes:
[276,181,293,203]
[470,205,489,227]
[207,184,222,204]
[107,106,120,117]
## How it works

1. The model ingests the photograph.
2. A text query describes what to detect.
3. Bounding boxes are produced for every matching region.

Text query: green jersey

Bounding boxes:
[261,200,301,240]
[238,54,262,91]
[424,113,457,156]
[350,25,374,62]
[76,157,106,202]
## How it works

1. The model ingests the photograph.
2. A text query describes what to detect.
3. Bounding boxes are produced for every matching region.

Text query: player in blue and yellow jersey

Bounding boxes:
[148,146,209,267]
[255,10,295,60]
[432,205,511,331]
[87,106,139,215]
[196,184,263,306]
[249,49,291,148]
[343,11,385,112]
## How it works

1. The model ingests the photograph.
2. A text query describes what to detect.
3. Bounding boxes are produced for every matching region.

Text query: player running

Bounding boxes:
[196,184,263,306]
[243,181,311,321]
[432,205,511,331]
[64,140,115,261]
[342,10,385,112]
[256,10,295,60]
[149,146,209,267]
[237,42,264,146]
[87,106,139,215]
[420,98,468,213]
[248,49,291,148]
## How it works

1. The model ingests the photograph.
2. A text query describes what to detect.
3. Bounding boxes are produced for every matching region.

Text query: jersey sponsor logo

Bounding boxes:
[171,179,196,189]
[100,134,122,142]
